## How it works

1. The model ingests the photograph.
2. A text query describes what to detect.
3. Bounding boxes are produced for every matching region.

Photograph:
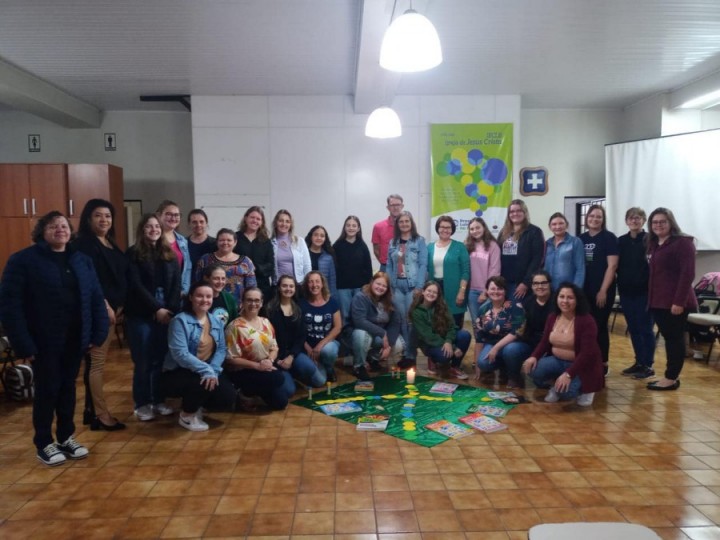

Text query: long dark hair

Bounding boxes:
[182,281,214,314]
[498,199,530,243]
[393,211,419,242]
[646,207,692,251]
[77,198,117,242]
[409,281,451,336]
[266,274,302,321]
[337,215,364,242]
[552,282,590,316]
[305,225,336,260]
[132,213,175,262]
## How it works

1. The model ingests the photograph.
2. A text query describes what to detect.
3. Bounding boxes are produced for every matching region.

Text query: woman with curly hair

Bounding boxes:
[409,281,471,379]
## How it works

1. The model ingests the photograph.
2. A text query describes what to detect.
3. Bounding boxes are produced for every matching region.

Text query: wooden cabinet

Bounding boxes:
[0,163,124,274]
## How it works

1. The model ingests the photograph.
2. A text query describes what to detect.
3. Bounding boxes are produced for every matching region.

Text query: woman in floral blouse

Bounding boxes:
[474,275,526,385]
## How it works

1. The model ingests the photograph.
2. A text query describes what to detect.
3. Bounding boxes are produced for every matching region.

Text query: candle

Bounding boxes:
[406,368,416,384]
[308,387,313,400]
[327,382,332,396]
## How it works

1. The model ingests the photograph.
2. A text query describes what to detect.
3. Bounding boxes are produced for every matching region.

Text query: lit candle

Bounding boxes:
[406,368,416,384]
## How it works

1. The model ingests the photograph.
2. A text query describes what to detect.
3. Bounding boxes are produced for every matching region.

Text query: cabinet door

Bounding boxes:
[0,164,31,217]
[67,164,111,217]
[29,164,68,217]
[0,217,32,275]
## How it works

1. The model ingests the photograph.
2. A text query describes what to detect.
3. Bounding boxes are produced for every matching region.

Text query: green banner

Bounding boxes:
[430,123,514,238]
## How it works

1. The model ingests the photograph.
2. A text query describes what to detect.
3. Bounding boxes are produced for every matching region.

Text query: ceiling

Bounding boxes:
[2,0,720,124]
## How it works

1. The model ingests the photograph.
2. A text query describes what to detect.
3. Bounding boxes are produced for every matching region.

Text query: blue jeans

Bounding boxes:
[351,329,404,368]
[530,355,582,399]
[424,329,472,367]
[281,352,326,395]
[392,279,417,359]
[468,289,485,325]
[126,316,169,409]
[337,288,362,325]
[476,340,530,380]
[620,294,656,367]
[315,340,340,377]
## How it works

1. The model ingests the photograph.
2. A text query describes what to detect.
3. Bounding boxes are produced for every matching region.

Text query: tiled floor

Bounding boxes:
[1,317,720,539]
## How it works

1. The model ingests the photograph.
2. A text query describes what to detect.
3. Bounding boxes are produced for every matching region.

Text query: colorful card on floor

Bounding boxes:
[466,404,508,417]
[487,391,516,399]
[459,412,508,433]
[425,419,474,439]
[354,380,375,392]
[356,414,389,431]
[319,402,362,416]
[429,382,458,395]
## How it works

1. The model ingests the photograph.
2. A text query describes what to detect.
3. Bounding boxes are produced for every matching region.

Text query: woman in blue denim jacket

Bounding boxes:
[162,282,237,431]
[386,211,427,367]
[544,212,585,288]
[157,200,192,295]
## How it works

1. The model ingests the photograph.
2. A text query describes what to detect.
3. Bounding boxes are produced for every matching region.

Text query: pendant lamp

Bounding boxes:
[379,9,442,73]
[365,107,402,138]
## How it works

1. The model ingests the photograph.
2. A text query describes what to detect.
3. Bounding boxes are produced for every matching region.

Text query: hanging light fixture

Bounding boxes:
[379,7,442,73]
[365,107,402,138]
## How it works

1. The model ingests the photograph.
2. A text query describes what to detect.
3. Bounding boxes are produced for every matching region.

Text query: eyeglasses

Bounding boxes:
[163,212,181,219]
[388,204,403,208]
[651,220,668,225]
[532,281,550,286]
[244,298,262,304]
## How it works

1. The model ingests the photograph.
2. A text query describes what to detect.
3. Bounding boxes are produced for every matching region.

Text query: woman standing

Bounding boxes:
[579,205,618,374]
[235,206,275,301]
[195,228,257,304]
[409,281,471,379]
[522,283,604,405]
[427,216,470,329]
[349,272,404,380]
[645,208,696,391]
[225,288,290,410]
[73,199,128,431]
[305,225,338,298]
[465,217,501,323]
[161,282,237,431]
[202,264,238,327]
[299,272,343,383]
[544,212,585,288]
[387,211,428,367]
[267,275,326,390]
[497,200,544,300]
[271,209,312,285]
[333,215,373,323]
[474,276,526,385]
[125,214,182,421]
[617,208,656,380]
[186,209,216,276]
[157,200,191,295]
[0,212,108,465]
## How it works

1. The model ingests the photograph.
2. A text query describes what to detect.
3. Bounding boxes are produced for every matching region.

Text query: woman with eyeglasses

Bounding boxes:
[497,200,544,301]
[387,211,427,368]
[645,208,696,391]
[194,228,256,304]
[617,208,656,380]
[224,288,290,410]
[465,217,501,324]
[156,200,192,295]
[522,282,604,406]
[579,205,618,375]
[544,212,585,288]
[428,215,470,330]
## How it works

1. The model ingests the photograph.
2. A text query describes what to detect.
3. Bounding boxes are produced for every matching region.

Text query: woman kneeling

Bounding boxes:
[522,282,604,406]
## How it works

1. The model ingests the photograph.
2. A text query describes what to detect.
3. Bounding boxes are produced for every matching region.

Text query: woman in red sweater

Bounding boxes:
[522,282,604,406]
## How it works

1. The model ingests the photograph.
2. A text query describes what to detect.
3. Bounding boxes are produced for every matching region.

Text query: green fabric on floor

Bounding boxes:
[292,374,515,447]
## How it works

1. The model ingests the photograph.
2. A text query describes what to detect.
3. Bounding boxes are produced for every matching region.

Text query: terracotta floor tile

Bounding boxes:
[335,492,375,511]
[248,512,294,535]
[447,489,492,510]
[524,488,573,508]
[262,477,301,494]
[369,459,405,475]
[214,494,259,514]
[442,473,481,490]
[335,510,377,534]
[159,515,210,538]
[203,513,251,537]
[374,491,414,511]
[337,475,373,493]
[410,490,452,510]
[415,509,462,532]
[405,474,446,491]
[291,511,334,534]
[457,508,504,531]
[115,516,171,539]
[477,473,518,490]
[376,510,418,533]
[255,494,296,514]
[295,493,335,512]
[132,496,180,517]
[372,475,409,491]
[299,476,337,493]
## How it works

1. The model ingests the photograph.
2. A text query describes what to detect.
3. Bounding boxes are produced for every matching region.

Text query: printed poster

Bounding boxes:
[430,123,513,239]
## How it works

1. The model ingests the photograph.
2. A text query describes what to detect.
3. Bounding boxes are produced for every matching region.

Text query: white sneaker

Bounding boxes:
[56,436,89,460]
[37,443,67,466]
[154,403,175,416]
[576,392,595,406]
[134,404,155,421]
[196,407,204,420]
[544,388,560,403]
[178,413,209,432]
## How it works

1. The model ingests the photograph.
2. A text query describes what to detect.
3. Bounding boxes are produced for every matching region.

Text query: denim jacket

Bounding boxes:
[163,311,227,379]
[173,231,192,295]
[387,235,428,290]
[544,233,585,288]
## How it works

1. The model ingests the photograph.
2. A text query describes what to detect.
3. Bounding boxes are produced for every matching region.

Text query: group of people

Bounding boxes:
[0,193,697,466]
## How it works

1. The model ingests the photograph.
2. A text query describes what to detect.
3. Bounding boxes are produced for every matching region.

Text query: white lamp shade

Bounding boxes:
[365,107,402,138]
[379,9,443,73]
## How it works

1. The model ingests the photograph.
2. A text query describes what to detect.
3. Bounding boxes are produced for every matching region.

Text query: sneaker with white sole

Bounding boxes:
[178,413,209,432]
[450,367,469,380]
[56,436,89,459]
[576,392,595,406]
[154,403,174,416]
[37,443,67,466]
[134,404,155,421]
[544,388,560,403]
[631,366,655,380]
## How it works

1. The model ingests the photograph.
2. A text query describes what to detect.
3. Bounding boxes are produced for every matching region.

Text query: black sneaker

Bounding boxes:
[36,443,67,466]
[56,436,89,460]
[603,364,610,377]
[632,366,656,380]
[327,371,338,383]
[621,363,642,376]
[353,366,371,380]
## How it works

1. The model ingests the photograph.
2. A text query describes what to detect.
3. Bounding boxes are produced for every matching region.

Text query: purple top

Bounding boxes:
[275,234,294,279]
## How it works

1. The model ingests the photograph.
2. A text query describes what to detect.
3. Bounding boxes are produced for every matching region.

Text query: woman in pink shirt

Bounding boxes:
[465,217,501,323]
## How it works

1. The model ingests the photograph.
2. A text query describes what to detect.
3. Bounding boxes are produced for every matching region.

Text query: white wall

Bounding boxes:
[191,94,521,243]
[0,110,194,230]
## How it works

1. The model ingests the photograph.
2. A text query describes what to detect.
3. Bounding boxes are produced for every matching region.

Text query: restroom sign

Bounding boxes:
[28,134,41,152]
[104,133,117,151]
